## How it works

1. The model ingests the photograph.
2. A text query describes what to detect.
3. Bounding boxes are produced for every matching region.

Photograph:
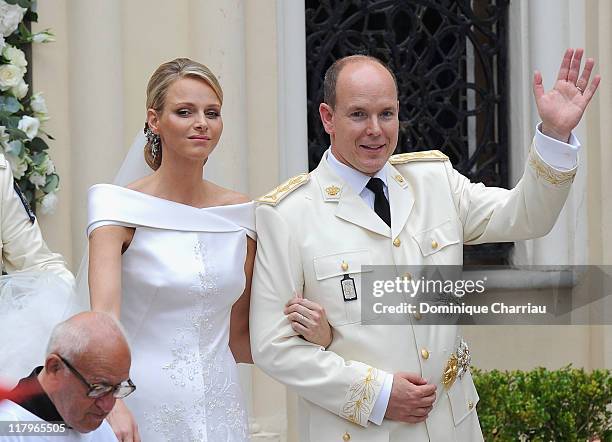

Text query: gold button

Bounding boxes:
[393,238,401,247]
[468,400,474,410]
[413,311,422,320]
[341,261,349,272]
[431,239,438,249]
[342,432,351,441]
[403,272,412,281]
[395,174,405,183]
[421,348,429,359]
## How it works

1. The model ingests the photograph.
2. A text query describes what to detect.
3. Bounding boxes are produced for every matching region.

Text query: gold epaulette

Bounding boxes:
[256,173,309,206]
[389,150,449,165]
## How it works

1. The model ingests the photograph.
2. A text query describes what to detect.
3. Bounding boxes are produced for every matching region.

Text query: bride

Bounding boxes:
[86,58,332,441]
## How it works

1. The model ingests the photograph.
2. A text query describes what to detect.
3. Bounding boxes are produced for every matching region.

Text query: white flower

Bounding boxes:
[0,1,26,38]
[17,115,40,140]
[30,92,48,115]
[0,64,23,91]
[10,78,28,99]
[31,31,55,43]
[0,35,5,53]
[5,153,27,179]
[3,45,27,71]
[39,191,58,215]
[40,155,55,175]
[29,171,46,187]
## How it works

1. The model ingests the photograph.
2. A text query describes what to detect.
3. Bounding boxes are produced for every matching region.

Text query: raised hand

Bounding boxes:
[534,48,601,142]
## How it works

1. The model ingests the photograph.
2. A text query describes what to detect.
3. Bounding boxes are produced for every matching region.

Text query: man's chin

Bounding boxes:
[357,159,388,175]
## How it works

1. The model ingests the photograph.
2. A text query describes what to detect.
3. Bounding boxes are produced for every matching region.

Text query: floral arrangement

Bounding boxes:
[0,0,58,214]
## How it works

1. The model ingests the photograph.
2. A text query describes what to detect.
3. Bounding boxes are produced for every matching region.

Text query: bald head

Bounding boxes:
[323,55,398,109]
[46,311,130,363]
[41,312,131,433]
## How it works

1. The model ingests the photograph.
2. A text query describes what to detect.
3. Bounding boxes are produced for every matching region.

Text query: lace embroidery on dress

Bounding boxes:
[143,239,210,441]
[143,235,248,442]
[198,238,249,441]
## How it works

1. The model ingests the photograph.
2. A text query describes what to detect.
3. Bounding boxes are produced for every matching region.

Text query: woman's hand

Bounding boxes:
[106,399,141,442]
[284,296,333,348]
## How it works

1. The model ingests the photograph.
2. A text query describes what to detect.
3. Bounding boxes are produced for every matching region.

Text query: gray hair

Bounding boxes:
[46,312,128,364]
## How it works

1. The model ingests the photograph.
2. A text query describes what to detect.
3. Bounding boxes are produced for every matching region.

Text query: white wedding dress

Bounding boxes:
[87,183,254,442]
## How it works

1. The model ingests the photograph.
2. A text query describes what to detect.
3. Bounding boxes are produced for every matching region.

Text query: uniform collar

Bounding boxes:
[315,148,413,239]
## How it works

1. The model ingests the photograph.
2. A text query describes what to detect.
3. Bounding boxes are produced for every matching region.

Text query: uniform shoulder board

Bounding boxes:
[389,150,449,165]
[256,173,309,206]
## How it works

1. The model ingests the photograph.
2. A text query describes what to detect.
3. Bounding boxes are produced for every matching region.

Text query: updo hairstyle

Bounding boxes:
[144,58,223,170]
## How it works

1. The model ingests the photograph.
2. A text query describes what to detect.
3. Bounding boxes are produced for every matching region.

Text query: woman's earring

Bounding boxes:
[144,124,161,159]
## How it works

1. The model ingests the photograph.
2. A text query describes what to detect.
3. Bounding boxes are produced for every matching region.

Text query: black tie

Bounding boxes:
[366,178,391,227]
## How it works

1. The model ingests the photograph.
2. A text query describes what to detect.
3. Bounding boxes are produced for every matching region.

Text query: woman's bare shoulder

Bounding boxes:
[125,175,153,192]
[204,181,250,206]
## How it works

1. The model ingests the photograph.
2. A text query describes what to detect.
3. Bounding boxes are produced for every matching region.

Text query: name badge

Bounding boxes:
[341,274,357,302]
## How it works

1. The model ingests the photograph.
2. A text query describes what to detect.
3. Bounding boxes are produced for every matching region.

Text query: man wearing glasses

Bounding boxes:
[0,312,134,441]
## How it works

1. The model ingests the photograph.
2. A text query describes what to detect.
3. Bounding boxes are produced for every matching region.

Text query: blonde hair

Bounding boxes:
[144,58,223,170]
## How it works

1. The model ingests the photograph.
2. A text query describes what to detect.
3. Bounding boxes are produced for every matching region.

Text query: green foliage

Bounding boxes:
[1,0,58,213]
[472,365,612,441]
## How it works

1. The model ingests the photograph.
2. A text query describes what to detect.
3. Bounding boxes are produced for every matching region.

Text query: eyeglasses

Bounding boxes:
[56,354,136,399]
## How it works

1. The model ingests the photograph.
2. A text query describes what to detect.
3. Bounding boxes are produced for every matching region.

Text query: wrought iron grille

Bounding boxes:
[305,0,511,264]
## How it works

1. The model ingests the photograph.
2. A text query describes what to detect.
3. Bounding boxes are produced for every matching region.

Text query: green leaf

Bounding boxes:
[6,127,28,140]
[24,10,38,22]
[18,22,31,39]
[42,173,59,193]
[5,139,23,157]
[17,0,31,8]
[0,96,22,114]
[4,115,20,130]
[30,151,46,166]
[28,136,49,152]
[4,0,19,5]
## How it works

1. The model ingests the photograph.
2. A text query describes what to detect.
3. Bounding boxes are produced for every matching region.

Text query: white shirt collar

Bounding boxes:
[326,148,389,195]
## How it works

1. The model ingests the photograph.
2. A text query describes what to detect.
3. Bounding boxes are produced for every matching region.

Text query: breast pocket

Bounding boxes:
[413,219,461,263]
[311,250,372,327]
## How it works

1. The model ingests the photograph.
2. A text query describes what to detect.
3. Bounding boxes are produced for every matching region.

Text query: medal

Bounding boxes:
[341,274,357,302]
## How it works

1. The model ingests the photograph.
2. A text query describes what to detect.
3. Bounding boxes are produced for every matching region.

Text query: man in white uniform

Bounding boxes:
[0,152,72,283]
[250,50,599,441]
[0,312,134,441]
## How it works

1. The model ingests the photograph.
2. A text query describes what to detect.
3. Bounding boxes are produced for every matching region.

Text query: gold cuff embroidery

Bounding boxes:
[528,146,576,187]
[340,367,382,426]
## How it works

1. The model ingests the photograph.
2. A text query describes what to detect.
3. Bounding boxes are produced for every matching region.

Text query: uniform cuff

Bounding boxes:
[369,373,393,425]
[534,123,580,171]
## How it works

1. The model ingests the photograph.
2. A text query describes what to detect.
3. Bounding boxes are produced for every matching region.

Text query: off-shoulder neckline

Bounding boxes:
[91,183,253,211]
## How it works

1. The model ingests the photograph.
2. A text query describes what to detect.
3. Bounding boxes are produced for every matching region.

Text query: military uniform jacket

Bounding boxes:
[0,154,72,283]
[250,142,576,442]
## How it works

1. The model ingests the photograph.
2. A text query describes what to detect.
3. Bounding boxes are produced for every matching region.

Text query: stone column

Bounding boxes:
[66,0,125,260]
